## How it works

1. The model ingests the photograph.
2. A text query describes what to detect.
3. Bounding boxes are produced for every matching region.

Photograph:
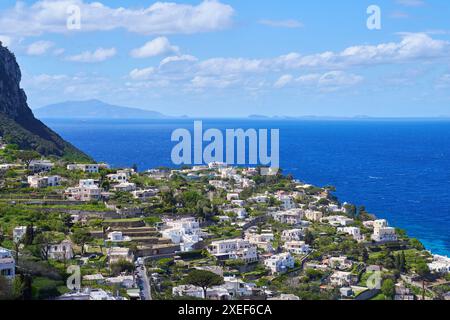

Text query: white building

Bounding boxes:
[0,247,15,279]
[28,175,61,188]
[65,179,102,202]
[277,195,295,210]
[107,231,131,243]
[304,210,323,222]
[13,226,27,243]
[428,255,450,274]
[245,233,274,252]
[113,182,136,192]
[273,209,303,225]
[338,227,363,241]
[107,247,134,264]
[67,164,100,173]
[371,219,398,242]
[283,241,311,255]
[264,252,295,274]
[161,218,204,252]
[29,160,54,173]
[132,188,158,200]
[330,271,356,287]
[322,215,354,227]
[281,229,304,242]
[329,256,353,270]
[107,172,129,183]
[48,240,74,261]
[209,239,258,263]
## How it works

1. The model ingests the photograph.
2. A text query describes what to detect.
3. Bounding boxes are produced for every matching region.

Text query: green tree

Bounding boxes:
[110,259,135,276]
[416,263,430,300]
[71,228,93,255]
[183,270,224,299]
[16,150,40,169]
[381,279,395,300]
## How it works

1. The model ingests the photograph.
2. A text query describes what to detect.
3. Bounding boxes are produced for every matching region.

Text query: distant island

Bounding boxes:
[34,100,171,120]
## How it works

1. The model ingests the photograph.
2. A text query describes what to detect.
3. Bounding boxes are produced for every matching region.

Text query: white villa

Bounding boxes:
[277,195,295,210]
[161,218,204,252]
[113,182,136,192]
[264,252,295,274]
[245,232,274,252]
[29,160,54,173]
[428,255,450,274]
[273,209,304,225]
[209,239,258,263]
[329,256,353,270]
[67,164,100,173]
[304,210,323,222]
[281,229,304,242]
[65,179,102,202]
[338,226,363,241]
[132,188,158,200]
[48,240,74,261]
[371,219,398,242]
[28,175,61,188]
[0,247,15,279]
[107,231,131,243]
[106,172,129,183]
[283,241,311,255]
[322,215,354,227]
[330,271,356,287]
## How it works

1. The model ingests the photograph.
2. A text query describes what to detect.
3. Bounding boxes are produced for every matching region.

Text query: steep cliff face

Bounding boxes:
[0,42,91,160]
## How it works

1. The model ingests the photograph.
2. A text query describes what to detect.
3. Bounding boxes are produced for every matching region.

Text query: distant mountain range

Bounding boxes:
[34,100,170,119]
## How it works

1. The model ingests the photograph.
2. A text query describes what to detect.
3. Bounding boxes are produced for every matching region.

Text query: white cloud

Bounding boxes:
[129,67,156,81]
[0,0,234,37]
[259,19,303,28]
[160,55,198,66]
[274,71,363,91]
[274,74,294,88]
[130,37,179,58]
[67,47,116,62]
[26,40,54,56]
[0,35,12,47]
[190,75,237,89]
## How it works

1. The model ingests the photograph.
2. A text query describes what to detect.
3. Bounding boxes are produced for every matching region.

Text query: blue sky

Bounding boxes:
[1,0,450,117]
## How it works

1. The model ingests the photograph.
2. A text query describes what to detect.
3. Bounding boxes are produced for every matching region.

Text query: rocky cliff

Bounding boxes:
[0,42,91,161]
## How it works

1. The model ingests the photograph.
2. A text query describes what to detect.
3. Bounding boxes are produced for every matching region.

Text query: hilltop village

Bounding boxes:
[1,140,449,301]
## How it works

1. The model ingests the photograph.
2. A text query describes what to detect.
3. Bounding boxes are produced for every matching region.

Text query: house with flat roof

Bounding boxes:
[0,247,15,280]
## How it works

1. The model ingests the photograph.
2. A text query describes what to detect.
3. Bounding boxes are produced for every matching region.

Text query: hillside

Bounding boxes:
[0,42,91,161]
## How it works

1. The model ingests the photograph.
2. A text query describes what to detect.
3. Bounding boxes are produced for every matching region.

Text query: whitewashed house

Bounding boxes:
[281,229,304,242]
[28,175,61,188]
[209,239,258,263]
[161,218,204,252]
[283,241,311,255]
[428,255,450,274]
[48,240,74,261]
[273,209,303,225]
[67,164,100,173]
[338,227,363,241]
[330,271,356,287]
[264,252,295,274]
[0,247,15,279]
[371,220,398,242]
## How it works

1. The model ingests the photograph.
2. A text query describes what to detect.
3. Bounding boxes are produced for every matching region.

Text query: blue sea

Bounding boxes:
[43,119,450,256]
